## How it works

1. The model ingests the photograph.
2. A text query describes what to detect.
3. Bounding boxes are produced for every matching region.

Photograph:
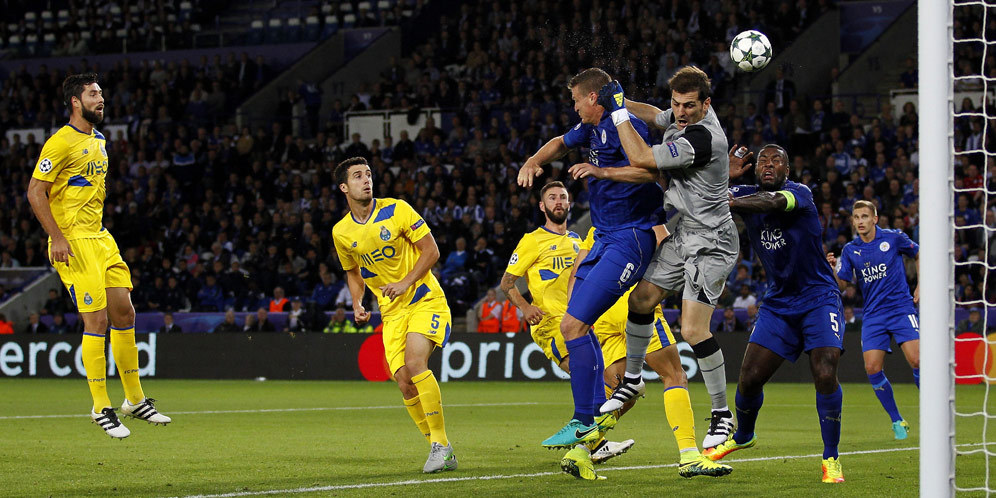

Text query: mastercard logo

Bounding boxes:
[357,333,391,381]
[954,332,996,384]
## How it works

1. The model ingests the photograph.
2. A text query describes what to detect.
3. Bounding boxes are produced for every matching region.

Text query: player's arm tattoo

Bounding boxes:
[729,191,789,214]
[500,272,528,309]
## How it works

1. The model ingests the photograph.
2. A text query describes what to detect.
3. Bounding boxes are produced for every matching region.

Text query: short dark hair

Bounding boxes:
[62,73,99,108]
[540,180,568,198]
[760,143,789,164]
[567,68,611,96]
[668,66,711,102]
[335,156,369,185]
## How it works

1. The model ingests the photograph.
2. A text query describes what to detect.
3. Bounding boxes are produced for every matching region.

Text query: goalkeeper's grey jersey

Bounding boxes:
[652,106,732,230]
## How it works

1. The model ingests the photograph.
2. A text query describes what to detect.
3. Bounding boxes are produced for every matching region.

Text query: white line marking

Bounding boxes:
[173,444,968,498]
[0,402,547,420]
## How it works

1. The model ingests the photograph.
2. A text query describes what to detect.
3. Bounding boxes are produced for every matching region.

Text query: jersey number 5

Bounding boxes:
[829,312,839,333]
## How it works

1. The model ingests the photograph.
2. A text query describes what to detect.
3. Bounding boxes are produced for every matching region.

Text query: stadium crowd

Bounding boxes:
[1,0,990,333]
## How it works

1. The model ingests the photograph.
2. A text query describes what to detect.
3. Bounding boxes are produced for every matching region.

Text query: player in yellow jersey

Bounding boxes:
[331,157,456,474]
[26,73,170,439]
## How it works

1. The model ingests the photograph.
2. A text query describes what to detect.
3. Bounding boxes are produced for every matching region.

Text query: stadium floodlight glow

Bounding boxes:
[919,1,954,496]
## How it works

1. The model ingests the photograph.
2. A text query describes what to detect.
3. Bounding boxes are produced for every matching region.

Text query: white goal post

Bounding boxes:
[918,0,954,496]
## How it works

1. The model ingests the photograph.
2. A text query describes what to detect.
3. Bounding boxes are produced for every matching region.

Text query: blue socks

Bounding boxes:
[816,385,843,459]
[733,389,763,444]
[868,371,902,422]
[913,368,920,389]
[566,333,601,425]
[590,331,607,409]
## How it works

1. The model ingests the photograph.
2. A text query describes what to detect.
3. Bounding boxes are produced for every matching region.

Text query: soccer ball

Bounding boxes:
[730,30,773,72]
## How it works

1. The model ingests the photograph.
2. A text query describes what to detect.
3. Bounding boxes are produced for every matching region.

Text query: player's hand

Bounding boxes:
[49,234,73,265]
[728,144,754,179]
[517,159,543,188]
[379,281,409,301]
[913,284,920,305]
[825,252,838,268]
[597,80,626,113]
[568,162,605,180]
[521,304,545,327]
[353,304,371,325]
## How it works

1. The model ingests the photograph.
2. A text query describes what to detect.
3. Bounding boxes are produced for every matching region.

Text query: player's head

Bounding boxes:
[335,156,373,202]
[568,68,611,125]
[62,73,104,124]
[667,66,711,130]
[756,144,789,191]
[851,200,879,237]
[539,181,570,225]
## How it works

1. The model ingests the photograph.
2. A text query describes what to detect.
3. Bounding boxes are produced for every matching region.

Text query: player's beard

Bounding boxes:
[544,206,568,225]
[81,105,103,125]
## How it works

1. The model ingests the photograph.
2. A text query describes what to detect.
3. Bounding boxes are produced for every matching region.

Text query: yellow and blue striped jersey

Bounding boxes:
[333,198,445,316]
[505,226,581,316]
[31,124,110,240]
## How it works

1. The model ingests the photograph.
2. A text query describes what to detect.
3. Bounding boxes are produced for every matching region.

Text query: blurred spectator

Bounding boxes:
[197,274,225,311]
[311,272,339,311]
[23,313,49,334]
[159,312,183,333]
[213,309,242,333]
[501,297,522,333]
[269,286,289,312]
[745,304,759,333]
[477,288,502,333]
[442,237,470,279]
[244,308,276,332]
[0,314,11,334]
[717,308,743,333]
[285,300,305,332]
[957,308,985,334]
[323,306,370,333]
[50,313,70,335]
[842,306,862,335]
[732,285,757,309]
[43,288,70,316]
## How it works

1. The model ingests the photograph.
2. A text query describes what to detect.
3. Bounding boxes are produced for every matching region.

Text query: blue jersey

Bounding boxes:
[837,228,918,313]
[563,112,663,231]
[731,181,839,309]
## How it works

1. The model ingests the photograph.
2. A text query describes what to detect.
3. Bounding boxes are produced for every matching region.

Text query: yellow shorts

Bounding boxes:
[382,297,451,374]
[530,314,568,365]
[51,232,132,313]
[594,305,674,366]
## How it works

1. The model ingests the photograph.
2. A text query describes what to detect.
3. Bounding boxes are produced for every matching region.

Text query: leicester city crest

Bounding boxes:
[380,226,391,241]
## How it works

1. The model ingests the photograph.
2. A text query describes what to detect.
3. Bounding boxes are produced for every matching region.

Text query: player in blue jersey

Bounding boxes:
[704,144,846,484]
[518,68,730,479]
[826,200,920,440]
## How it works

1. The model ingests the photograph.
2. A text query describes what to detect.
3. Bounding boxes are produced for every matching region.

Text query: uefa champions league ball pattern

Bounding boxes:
[730,30,773,72]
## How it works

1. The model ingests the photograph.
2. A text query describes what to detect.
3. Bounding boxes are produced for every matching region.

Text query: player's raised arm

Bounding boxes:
[729,190,790,214]
[518,136,569,188]
[27,177,73,264]
[568,162,659,184]
[597,81,656,171]
[623,98,665,127]
[825,251,851,290]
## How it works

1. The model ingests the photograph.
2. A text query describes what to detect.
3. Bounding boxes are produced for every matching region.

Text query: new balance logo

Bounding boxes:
[672,425,679,432]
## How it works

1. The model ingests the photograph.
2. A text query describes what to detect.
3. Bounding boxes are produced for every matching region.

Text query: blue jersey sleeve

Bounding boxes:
[895,231,919,257]
[836,245,854,282]
[729,184,759,198]
[780,181,815,214]
[563,122,590,149]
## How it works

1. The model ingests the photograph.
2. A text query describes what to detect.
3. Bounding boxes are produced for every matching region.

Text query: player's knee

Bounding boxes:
[559,316,586,341]
[907,355,920,370]
[84,312,109,333]
[114,306,136,327]
[864,362,883,376]
[626,287,656,314]
[812,366,838,392]
[738,365,766,395]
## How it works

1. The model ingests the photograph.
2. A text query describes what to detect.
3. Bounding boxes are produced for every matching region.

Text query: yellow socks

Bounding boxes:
[664,386,698,454]
[403,394,432,442]
[412,370,448,446]
[110,326,145,404]
[82,332,111,412]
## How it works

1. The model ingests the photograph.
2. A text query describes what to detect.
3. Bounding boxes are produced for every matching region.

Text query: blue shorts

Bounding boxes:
[861,305,920,353]
[749,291,844,362]
[567,227,657,325]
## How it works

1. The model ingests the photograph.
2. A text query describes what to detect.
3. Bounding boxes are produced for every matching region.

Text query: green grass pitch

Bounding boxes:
[0,378,991,496]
